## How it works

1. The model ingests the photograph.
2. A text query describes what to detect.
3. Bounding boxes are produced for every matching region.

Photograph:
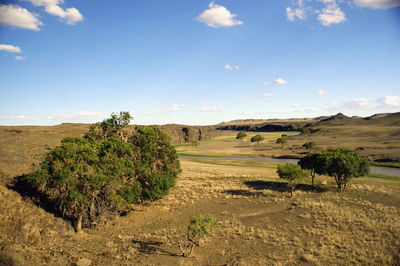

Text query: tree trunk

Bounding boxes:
[75,214,83,233]
[311,172,315,187]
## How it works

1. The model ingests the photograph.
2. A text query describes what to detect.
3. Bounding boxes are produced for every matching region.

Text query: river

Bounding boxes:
[179,155,400,177]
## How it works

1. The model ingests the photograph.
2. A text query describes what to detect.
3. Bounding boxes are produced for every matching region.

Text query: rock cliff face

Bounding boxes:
[131,125,222,143]
[216,123,300,132]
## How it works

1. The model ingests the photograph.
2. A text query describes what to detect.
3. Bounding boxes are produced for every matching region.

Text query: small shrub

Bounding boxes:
[191,141,200,148]
[251,134,264,144]
[302,141,316,150]
[276,137,288,149]
[276,164,309,196]
[236,131,247,140]
[179,215,217,257]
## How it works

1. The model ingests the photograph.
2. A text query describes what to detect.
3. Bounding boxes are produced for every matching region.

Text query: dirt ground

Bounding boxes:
[1,159,399,265]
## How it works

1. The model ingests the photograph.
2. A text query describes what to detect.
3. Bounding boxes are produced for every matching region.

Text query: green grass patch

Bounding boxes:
[180,157,277,169]
[178,152,225,157]
[364,173,400,182]
[369,161,400,169]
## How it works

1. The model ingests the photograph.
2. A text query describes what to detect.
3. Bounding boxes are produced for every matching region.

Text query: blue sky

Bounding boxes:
[0,0,399,125]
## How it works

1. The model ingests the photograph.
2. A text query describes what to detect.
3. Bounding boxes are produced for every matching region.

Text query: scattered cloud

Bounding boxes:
[343,98,379,109]
[47,111,105,121]
[274,78,288,85]
[263,82,270,87]
[15,56,27,60]
[197,2,243,28]
[263,93,273,97]
[142,104,185,115]
[0,115,26,119]
[23,0,83,25]
[197,106,224,112]
[0,4,43,30]
[0,44,21,53]
[317,1,346,26]
[286,0,306,21]
[326,95,400,111]
[354,0,400,9]
[378,95,400,107]
[224,64,240,71]
[315,89,326,96]
[197,100,206,104]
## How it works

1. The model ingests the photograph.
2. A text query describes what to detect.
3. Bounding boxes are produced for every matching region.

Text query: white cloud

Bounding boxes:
[0,115,26,119]
[197,100,206,104]
[142,104,185,115]
[263,82,270,87]
[378,95,400,107]
[224,64,240,71]
[326,96,400,111]
[197,2,243,28]
[45,5,83,24]
[286,7,306,21]
[47,111,106,121]
[286,0,306,21]
[317,2,346,26]
[343,98,379,109]
[0,44,21,53]
[354,0,400,9]
[15,56,27,60]
[263,93,273,97]
[0,4,43,30]
[197,106,224,112]
[274,78,288,85]
[24,0,83,25]
[315,89,326,96]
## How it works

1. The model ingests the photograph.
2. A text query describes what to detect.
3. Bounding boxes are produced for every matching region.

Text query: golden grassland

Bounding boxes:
[1,158,399,265]
[1,126,399,265]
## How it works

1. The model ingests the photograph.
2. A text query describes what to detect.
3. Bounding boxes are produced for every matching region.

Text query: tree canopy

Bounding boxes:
[236,131,247,140]
[276,163,309,196]
[251,134,264,144]
[276,137,288,149]
[25,112,180,232]
[298,148,369,192]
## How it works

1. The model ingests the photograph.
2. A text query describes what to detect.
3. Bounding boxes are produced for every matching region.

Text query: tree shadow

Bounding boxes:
[8,175,70,222]
[223,189,265,197]
[244,180,328,193]
[132,240,180,257]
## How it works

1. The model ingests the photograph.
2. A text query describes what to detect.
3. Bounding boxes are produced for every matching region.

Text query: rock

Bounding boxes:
[75,258,92,266]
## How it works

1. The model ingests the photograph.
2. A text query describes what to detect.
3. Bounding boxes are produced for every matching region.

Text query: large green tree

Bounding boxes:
[314,148,369,192]
[25,112,180,232]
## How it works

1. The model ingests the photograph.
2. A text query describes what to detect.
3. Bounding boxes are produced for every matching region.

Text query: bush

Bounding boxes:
[25,113,180,232]
[179,215,217,257]
[251,134,264,144]
[276,163,309,196]
[236,131,247,140]
[302,141,316,150]
[276,137,287,149]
